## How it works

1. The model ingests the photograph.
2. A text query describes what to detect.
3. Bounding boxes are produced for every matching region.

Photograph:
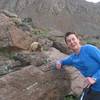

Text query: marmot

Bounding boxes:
[29,42,42,52]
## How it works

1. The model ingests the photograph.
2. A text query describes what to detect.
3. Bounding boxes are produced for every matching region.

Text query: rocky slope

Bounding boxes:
[0,11,87,100]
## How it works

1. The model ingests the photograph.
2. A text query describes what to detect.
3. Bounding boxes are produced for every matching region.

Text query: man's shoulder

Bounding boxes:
[82,44,95,49]
[82,44,98,52]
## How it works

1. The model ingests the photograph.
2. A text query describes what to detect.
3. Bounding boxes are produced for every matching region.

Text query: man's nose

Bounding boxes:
[70,39,74,44]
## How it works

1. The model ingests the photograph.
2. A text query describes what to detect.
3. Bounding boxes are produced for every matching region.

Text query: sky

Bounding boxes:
[86,0,100,3]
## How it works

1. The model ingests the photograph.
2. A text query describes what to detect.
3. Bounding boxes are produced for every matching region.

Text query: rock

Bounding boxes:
[0,13,33,50]
[30,52,48,66]
[1,10,18,18]
[0,65,71,100]
[53,41,70,54]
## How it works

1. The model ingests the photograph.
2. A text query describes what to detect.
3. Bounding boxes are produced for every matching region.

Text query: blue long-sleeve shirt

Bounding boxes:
[57,44,100,92]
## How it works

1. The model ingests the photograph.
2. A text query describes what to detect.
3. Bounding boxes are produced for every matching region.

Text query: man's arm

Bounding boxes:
[87,45,100,63]
[56,55,73,69]
[86,45,100,85]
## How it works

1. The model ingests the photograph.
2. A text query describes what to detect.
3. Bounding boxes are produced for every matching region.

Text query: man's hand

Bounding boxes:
[84,77,96,87]
[56,63,62,70]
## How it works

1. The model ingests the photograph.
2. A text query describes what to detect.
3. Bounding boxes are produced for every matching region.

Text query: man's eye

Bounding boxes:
[72,38,75,41]
[67,40,71,42]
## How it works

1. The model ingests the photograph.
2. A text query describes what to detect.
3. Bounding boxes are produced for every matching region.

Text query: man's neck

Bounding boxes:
[74,45,81,55]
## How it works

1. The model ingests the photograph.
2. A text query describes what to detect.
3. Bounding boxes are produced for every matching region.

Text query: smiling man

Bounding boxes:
[55,32,100,100]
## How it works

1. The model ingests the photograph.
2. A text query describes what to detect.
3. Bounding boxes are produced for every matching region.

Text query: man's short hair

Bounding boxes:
[64,32,78,43]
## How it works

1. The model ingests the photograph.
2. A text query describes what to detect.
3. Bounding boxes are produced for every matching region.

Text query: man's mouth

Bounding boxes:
[72,44,76,47]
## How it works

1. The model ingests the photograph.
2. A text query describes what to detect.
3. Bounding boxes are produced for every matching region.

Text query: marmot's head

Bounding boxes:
[30,42,42,52]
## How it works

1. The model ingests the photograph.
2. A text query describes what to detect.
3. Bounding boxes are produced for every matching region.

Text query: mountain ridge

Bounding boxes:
[0,0,100,34]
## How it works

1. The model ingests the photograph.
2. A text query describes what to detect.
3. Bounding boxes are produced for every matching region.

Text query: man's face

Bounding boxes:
[65,34,80,52]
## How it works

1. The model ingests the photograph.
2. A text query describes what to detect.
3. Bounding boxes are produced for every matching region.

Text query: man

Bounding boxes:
[55,32,100,100]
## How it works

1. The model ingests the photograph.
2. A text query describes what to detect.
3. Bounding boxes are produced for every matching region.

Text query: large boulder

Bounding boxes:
[0,65,71,100]
[0,13,33,50]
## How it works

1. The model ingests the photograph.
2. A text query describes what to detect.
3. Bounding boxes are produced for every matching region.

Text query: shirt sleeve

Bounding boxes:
[87,45,100,81]
[56,55,73,66]
[92,70,100,81]
[87,45,100,64]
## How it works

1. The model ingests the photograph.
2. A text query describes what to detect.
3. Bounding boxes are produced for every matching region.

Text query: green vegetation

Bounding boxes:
[64,95,78,100]
[32,28,48,37]
[22,17,33,26]
[83,38,100,47]
[0,47,15,59]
